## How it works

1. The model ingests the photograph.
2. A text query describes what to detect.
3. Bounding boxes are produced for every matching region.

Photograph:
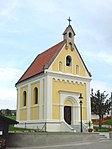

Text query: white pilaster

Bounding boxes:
[60,105,64,121]
[44,75,52,121]
[86,82,91,121]
[39,79,43,120]
[27,83,31,121]
[44,77,47,120]
[17,87,20,121]
[47,75,52,120]
[72,105,80,125]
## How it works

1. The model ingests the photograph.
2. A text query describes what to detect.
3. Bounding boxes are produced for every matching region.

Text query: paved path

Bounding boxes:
[7,140,112,149]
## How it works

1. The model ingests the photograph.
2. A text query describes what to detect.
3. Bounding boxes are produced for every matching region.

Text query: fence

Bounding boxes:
[17,121,62,132]
[18,122,47,132]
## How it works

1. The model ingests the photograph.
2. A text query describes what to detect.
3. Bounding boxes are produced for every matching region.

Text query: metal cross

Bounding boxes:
[67,17,72,25]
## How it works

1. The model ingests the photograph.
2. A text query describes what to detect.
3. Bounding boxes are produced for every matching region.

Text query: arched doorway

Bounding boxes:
[64,100,73,125]
[60,92,80,126]
[64,106,71,125]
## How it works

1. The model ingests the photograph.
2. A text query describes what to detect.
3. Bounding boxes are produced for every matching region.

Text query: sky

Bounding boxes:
[0,0,112,109]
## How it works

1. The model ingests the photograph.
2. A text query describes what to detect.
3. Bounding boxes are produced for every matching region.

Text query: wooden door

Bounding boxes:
[64,106,71,125]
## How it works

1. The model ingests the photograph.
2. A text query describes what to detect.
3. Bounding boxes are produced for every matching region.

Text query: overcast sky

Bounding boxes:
[0,0,112,109]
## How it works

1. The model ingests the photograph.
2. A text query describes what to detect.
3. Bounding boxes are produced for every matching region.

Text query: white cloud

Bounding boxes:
[0,0,19,16]
[0,67,23,83]
[91,80,112,93]
[0,67,23,109]
[97,52,112,64]
[107,74,112,79]
[0,88,16,101]
[0,0,20,28]
[27,0,58,13]
[84,50,112,65]
[0,88,16,109]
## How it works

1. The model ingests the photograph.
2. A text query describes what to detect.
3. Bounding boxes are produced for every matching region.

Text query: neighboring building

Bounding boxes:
[0,115,18,148]
[10,110,16,116]
[15,21,92,132]
[0,109,16,116]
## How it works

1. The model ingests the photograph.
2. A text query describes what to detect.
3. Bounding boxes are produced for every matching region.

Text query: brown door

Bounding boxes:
[64,106,71,125]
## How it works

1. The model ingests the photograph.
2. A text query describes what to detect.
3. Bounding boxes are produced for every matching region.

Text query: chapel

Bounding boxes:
[15,19,92,132]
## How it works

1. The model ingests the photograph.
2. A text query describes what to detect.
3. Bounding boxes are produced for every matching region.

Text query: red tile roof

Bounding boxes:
[16,40,65,84]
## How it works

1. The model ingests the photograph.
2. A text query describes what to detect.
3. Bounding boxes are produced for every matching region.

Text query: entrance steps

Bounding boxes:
[71,125,80,132]
[99,132,109,140]
[71,124,88,132]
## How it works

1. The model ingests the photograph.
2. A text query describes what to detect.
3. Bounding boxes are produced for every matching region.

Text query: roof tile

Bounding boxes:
[17,40,65,84]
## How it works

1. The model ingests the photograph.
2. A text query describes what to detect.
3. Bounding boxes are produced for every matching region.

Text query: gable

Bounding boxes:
[63,25,75,36]
[50,42,91,77]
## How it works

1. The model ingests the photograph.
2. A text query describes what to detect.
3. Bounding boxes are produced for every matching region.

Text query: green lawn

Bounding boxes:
[9,125,32,132]
[94,126,109,132]
[6,115,16,120]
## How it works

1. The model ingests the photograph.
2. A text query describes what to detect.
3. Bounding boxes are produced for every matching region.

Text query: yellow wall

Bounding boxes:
[52,79,86,120]
[30,82,40,120]
[30,106,39,120]
[20,108,27,121]
[20,86,28,121]
[52,44,86,76]
[52,106,60,120]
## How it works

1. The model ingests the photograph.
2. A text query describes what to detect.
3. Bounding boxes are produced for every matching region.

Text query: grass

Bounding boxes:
[6,115,16,121]
[9,125,26,131]
[94,127,109,132]
[9,125,36,132]
[93,119,112,132]
[103,119,112,125]
[9,125,110,133]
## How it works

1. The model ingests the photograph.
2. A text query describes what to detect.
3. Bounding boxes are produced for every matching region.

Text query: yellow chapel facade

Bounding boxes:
[16,23,92,132]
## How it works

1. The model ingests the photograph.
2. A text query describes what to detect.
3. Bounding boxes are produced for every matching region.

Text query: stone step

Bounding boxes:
[71,125,88,132]
[99,133,109,140]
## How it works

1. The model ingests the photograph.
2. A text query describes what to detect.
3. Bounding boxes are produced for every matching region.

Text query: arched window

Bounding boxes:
[69,32,72,38]
[23,91,26,106]
[66,55,72,66]
[34,87,38,104]
[59,61,62,72]
[76,65,79,75]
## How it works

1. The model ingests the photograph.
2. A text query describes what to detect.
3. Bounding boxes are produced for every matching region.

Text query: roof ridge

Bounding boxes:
[38,40,64,56]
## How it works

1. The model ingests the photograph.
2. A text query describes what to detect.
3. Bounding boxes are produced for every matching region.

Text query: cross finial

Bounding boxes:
[67,17,72,25]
